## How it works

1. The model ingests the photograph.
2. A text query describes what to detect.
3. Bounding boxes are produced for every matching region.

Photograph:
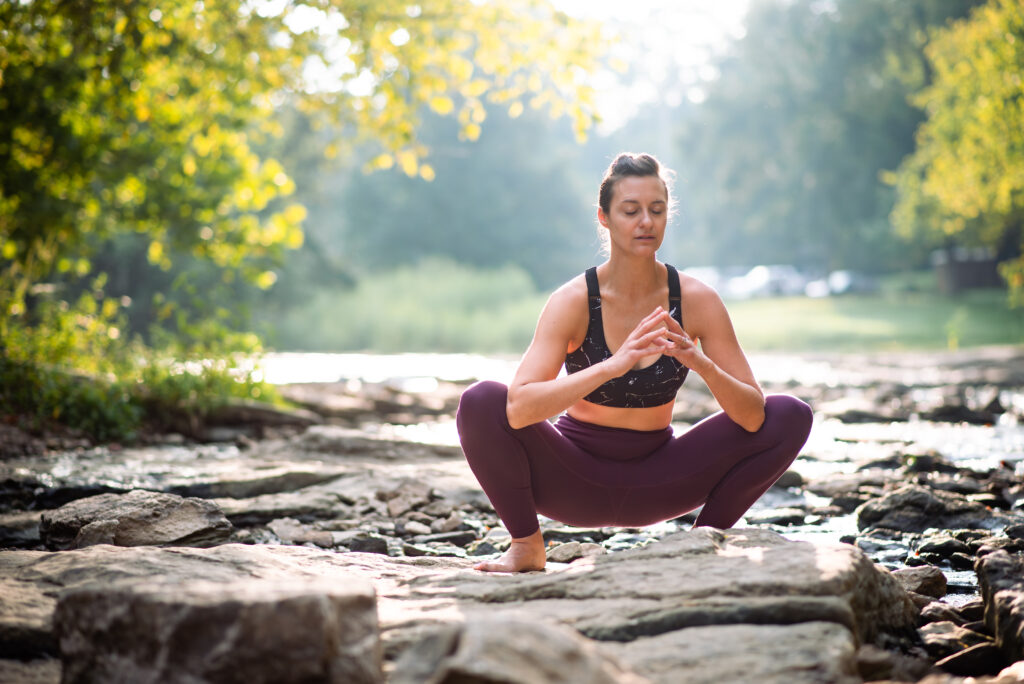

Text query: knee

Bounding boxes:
[457,380,510,427]
[764,394,813,441]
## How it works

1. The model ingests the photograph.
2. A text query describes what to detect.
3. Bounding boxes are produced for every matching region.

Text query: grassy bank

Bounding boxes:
[259,261,1023,354]
[728,288,1024,352]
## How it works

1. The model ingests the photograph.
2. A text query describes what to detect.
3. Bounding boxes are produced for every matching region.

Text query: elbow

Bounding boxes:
[505,393,530,430]
[740,400,766,433]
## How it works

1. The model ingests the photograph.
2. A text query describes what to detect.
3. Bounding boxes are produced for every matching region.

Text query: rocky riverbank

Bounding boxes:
[1,347,1024,683]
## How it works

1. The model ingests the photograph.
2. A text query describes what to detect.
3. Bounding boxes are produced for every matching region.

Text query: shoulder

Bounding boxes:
[536,273,590,343]
[674,269,730,329]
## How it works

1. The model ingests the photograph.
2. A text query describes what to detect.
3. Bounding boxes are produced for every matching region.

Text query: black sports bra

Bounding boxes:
[564,265,689,408]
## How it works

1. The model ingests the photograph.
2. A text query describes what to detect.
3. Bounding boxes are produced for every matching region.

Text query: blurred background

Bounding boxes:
[3,0,1023,438]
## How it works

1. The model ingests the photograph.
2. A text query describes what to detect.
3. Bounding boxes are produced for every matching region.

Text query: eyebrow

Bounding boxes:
[621,199,666,205]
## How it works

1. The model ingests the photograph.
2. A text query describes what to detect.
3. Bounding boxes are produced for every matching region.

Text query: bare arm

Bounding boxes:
[506,286,673,429]
[662,285,765,432]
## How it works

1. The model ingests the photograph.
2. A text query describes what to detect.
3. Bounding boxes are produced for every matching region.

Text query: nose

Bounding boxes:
[639,210,653,227]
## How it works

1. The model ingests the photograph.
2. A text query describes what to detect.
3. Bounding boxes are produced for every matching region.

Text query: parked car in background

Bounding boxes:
[723,265,809,299]
[804,270,878,297]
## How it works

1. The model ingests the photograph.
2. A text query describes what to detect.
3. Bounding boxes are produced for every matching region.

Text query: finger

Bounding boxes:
[630,312,672,339]
[663,314,684,334]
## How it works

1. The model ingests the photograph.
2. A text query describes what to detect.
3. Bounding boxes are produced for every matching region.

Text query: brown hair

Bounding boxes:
[598,152,674,215]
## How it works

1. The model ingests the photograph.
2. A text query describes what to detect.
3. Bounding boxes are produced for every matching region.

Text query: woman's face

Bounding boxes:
[598,175,668,256]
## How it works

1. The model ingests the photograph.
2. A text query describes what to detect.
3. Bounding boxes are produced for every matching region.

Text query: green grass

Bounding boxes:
[728,289,1024,352]
[260,261,1024,353]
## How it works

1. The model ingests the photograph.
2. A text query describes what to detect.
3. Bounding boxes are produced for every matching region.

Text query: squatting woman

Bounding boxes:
[456,152,813,572]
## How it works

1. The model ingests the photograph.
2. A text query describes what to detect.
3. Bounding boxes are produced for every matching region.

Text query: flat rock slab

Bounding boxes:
[55,577,381,684]
[0,528,917,683]
[39,490,232,550]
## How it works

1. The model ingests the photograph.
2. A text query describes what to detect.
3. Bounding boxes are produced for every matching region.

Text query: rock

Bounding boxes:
[920,621,994,659]
[333,530,391,555]
[401,520,432,537]
[430,511,464,534]
[390,619,642,684]
[297,426,461,461]
[411,530,477,547]
[0,658,60,684]
[857,484,1018,533]
[39,489,232,550]
[546,542,606,564]
[378,480,433,518]
[55,576,381,684]
[855,644,895,681]
[917,535,973,558]
[976,550,1024,661]
[922,601,968,626]
[745,507,807,526]
[772,469,805,489]
[605,621,860,684]
[0,509,42,548]
[893,566,948,598]
[934,642,1006,677]
[266,518,335,548]
[212,487,352,526]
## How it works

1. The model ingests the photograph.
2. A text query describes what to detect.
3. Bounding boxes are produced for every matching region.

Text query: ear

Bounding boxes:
[597,207,609,228]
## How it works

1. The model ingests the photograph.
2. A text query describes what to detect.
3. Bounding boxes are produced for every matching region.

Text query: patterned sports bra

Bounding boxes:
[564,265,688,408]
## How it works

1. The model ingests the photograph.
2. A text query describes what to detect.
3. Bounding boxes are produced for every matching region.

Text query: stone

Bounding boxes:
[0,510,42,548]
[744,507,807,526]
[605,621,860,684]
[893,565,948,598]
[934,642,1006,677]
[922,601,968,626]
[0,658,60,684]
[390,619,643,684]
[0,528,920,684]
[55,577,382,684]
[429,511,464,534]
[39,489,231,550]
[213,487,352,526]
[546,541,606,564]
[917,535,973,557]
[976,550,1024,661]
[266,518,335,548]
[772,469,805,489]
[857,484,1018,533]
[333,530,391,555]
[401,520,432,537]
[920,621,994,659]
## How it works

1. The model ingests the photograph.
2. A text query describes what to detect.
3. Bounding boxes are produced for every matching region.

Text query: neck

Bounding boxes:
[602,254,662,295]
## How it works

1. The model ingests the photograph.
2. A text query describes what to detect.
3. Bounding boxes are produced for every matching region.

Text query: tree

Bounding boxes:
[889,0,1024,303]
[675,0,982,274]
[0,0,604,335]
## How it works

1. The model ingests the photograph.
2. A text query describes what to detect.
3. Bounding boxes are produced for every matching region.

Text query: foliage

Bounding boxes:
[1,282,277,441]
[0,0,603,318]
[255,257,548,352]
[889,0,1024,304]
[0,0,604,436]
[675,0,983,273]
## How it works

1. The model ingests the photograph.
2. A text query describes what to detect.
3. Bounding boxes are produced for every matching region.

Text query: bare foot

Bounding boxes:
[474,529,546,572]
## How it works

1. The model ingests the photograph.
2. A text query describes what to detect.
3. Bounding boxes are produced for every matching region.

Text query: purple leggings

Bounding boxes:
[456,381,813,538]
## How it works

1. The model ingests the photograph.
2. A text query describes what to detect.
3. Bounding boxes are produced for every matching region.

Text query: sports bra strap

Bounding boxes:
[666,264,682,324]
[584,267,600,300]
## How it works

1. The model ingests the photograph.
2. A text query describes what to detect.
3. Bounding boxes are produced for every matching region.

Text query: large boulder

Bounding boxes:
[39,489,232,550]
[55,577,381,684]
[856,485,1020,533]
[976,550,1024,661]
[0,529,919,684]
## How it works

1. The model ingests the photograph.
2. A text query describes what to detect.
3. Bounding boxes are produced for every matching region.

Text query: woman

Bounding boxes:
[457,153,812,573]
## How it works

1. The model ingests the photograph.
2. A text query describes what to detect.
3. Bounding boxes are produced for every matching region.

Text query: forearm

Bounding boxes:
[506,362,620,429]
[695,359,765,431]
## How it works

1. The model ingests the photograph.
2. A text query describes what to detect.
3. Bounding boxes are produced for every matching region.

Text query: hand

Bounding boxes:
[604,307,674,376]
[662,313,711,373]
